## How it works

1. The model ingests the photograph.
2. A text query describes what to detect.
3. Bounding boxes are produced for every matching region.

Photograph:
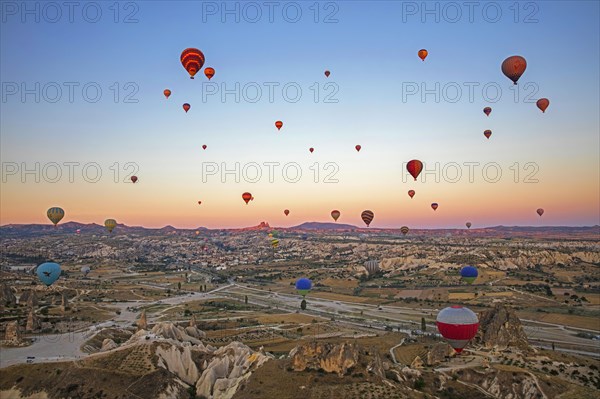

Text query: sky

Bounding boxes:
[1,1,599,229]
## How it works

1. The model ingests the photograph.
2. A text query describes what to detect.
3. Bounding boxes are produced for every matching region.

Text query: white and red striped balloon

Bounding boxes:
[436,306,479,353]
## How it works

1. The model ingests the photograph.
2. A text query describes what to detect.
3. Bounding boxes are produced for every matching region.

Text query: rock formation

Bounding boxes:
[475,304,530,350]
[4,320,22,344]
[426,342,455,366]
[137,310,148,330]
[26,308,40,332]
[151,321,206,344]
[100,338,118,352]
[410,356,423,369]
[0,282,16,307]
[19,290,39,307]
[61,292,69,312]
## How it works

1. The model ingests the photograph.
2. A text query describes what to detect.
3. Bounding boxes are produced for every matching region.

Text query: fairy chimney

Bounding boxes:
[5,321,22,344]
[26,308,40,332]
[137,310,148,330]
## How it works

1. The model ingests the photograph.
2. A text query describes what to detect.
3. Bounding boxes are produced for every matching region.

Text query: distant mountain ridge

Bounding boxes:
[290,222,358,230]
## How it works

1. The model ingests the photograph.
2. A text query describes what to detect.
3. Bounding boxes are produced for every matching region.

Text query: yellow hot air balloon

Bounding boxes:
[104,219,117,233]
[271,238,279,248]
[47,207,65,227]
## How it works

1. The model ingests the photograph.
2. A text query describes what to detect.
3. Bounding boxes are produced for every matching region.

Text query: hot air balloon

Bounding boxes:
[418,49,428,61]
[181,48,205,79]
[198,201,202,205]
[483,107,491,116]
[324,70,330,77]
[242,192,252,204]
[204,67,215,80]
[47,207,65,227]
[284,209,290,216]
[104,219,117,233]
[501,55,527,85]
[275,120,283,130]
[364,260,379,276]
[407,160,423,181]
[131,176,138,183]
[81,266,91,277]
[309,147,314,153]
[466,222,472,229]
[400,226,409,235]
[460,266,478,284]
[536,208,544,217]
[163,89,171,99]
[361,210,374,227]
[202,145,207,150]
[436,306,479,353]
[408,190,415,199]
[431,203,439,211]
[536,98,549,113]
[183,103,191,113]
[355,145,361,152]
[37,262,61,286]
[271,238,279,248]
[296,278,312,297]
[195,230,200,235]
[76,229,81,234]
[331,210,341,222]
[484,130,492,139]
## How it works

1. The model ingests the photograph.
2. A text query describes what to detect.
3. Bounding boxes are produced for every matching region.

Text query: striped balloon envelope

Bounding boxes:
[436,306,479,353]
[361,210,374,227]
[47,207,65,226]
[364,260,379,275]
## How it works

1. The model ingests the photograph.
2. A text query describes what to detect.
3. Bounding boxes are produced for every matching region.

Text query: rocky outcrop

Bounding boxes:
[475,304,530,350]
[19,290,39,307]
[60,292,69,312]
[426,342,455,366]
[410,356,423,369]
[289,342,359,376]
[151,322,206,344]
[4,320,22,344]
[26,308,40,332]
[100,338,118,352]
[0,283,16,307]
[137,310,148,330]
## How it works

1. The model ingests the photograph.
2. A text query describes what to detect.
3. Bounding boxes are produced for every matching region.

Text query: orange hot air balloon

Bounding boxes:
[242,192,252,204]
[361,210,374,227]
[431,203,439,211]
[309,147,314,153]
[408,190,415,199]
[275,120,283,130]
[284,209,290,216]
[355,145,361,152]
[484,130,492,139]
[202,145,207,150]
[183,103,191,113]
[418,49,428,61]
[181,48,205,79]
[130,176,138,183]
[331,210,340,222]
[204,67,215,80]
[536,208,544,216]
[407,160,423,181]
[483,107,491,116]
[163,89,171,99]
[536,98,549,113]
[324,70,331,77]
[501,55,527,85]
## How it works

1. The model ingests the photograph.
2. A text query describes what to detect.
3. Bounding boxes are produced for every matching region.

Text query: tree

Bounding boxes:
[244,295,248,304]
[421,317,426,332]
[301,300,307,310]
[178,282,182,291]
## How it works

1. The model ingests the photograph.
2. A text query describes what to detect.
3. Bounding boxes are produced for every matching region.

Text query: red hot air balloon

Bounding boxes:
[204,67,215,80]
[484,130,492,139]
[183,103,191,113]
[275,121,283,130]
[309,147,314,153]
[164,89,171,99]
[331,210,340,222]
[536,208,544,216]
[407,160,423,181]
[536,98,549,113]
[436,306,479,353]
[284,209,290,216]
[324,70,331,77]
[431,203,439,211]
[242,192,252,204]
[202,145,207,150]
[361,210,374,227]
[355,145,361,152]
[130,176,138,183]
[483,107,491,116]
[501,55,527,85]
[408,190,415,199]
[181,48,205,79]
[418,49,428,61]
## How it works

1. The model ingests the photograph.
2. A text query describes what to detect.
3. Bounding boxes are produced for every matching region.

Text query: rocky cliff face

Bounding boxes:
[0,283,16,307]
[475,304,530,351]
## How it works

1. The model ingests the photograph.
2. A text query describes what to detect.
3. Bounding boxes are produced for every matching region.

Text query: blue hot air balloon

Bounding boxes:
[37,262,61,286]
[460,265,478,285]
[295,278,312,297]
